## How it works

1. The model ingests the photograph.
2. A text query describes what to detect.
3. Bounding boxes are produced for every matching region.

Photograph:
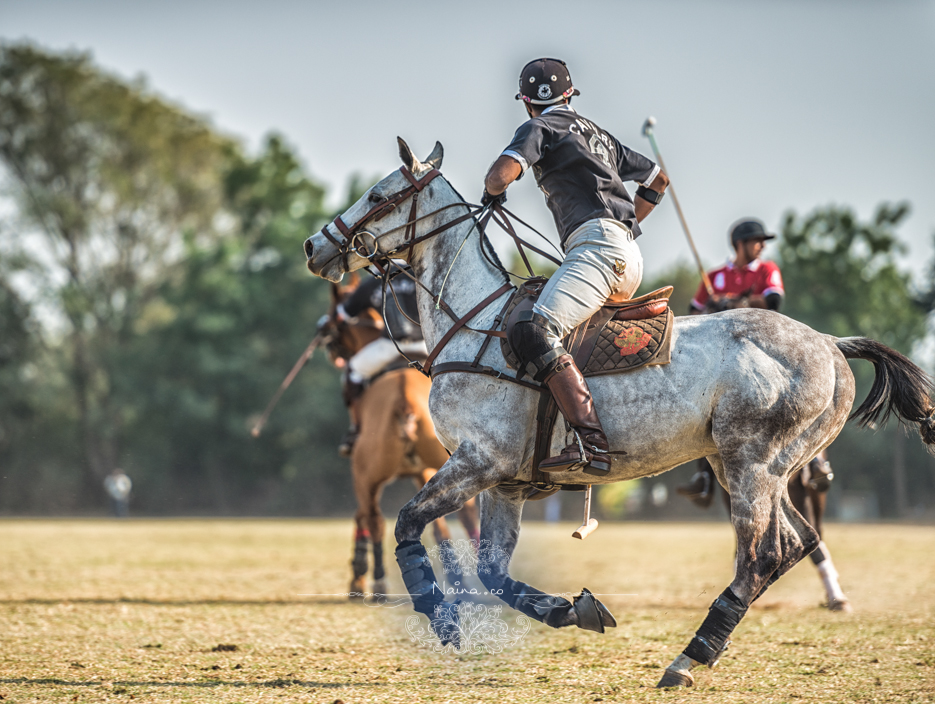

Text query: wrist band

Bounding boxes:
[636,185,664,205]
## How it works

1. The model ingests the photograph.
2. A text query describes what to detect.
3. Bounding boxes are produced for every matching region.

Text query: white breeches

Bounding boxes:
[533,218,644,342]
[348,338,427,383]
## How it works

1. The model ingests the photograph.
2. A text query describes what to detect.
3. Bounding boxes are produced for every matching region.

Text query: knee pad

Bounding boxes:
[509,318,567,382]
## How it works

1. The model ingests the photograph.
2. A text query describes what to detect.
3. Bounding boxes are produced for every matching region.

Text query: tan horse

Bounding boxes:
[322,277,479,597]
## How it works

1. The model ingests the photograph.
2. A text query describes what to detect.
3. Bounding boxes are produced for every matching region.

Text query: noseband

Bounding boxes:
[318,165,442,269]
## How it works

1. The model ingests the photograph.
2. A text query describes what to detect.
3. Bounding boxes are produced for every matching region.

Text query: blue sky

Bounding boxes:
[3,0,934,282]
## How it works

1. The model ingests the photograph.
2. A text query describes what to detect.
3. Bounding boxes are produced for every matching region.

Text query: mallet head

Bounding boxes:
[641,115,657,137]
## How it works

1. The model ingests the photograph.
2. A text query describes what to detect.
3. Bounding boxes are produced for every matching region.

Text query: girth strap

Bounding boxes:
[431,362,546,392]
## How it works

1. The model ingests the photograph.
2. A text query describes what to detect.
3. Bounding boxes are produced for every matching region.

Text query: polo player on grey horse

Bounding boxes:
[484,58,670,475]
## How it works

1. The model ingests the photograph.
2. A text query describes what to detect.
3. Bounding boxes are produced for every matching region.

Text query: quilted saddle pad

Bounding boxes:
[580,308,673,377]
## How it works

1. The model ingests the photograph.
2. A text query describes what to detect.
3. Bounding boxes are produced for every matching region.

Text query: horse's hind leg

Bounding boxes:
[659,463,819,688]
[475,485,617,633]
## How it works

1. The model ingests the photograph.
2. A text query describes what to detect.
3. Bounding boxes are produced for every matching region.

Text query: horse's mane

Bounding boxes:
[444,178,510,285]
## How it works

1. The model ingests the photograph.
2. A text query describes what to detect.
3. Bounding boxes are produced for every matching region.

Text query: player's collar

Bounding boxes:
[542,104,576,115]
[727,258,761,272]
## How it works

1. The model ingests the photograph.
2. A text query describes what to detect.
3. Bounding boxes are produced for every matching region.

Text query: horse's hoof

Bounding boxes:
[371,579,388,597]
[656,668,694,688]
[573,587,617,633]
[349,577,366,600]
[827,597,852,613]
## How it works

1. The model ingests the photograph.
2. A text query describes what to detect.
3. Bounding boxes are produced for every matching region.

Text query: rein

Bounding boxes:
[315,166,560,386]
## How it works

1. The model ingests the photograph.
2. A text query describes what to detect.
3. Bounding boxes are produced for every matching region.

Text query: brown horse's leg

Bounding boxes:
[352,456,393,598]
[349,509,369,599]
[365,481,388,594]
[458,497,480,547]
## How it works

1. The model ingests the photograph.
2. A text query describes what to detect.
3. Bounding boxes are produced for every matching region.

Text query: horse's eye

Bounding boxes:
[368,193,386,204]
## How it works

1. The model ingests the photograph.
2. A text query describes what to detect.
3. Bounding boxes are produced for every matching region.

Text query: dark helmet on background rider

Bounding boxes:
[515,58,581,105]
[729,218,776,248]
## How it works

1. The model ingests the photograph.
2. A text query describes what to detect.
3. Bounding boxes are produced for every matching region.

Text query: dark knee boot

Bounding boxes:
[538,355,612,476]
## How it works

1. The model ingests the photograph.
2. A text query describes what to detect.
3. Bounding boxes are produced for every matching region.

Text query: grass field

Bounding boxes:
[0,519,933,703]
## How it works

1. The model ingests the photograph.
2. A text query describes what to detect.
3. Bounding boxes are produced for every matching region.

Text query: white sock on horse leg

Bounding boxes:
[815,548,846,602]
[666,652,702,676]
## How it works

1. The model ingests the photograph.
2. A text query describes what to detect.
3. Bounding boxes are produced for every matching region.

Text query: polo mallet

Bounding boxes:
[250,334,322,438]
[641,116,714,297]
[572,484,599,540]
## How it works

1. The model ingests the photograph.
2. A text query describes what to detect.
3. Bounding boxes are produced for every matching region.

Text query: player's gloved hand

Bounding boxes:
[481,189,507,207]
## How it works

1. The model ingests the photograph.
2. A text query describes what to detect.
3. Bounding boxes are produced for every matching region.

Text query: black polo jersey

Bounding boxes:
[342,272,422,342]
[502,105,658,245]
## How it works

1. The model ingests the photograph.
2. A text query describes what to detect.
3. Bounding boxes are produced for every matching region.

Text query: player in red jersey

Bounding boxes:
[689,218,784,314]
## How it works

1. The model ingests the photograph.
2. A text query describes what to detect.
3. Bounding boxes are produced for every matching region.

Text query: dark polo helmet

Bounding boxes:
[515,58,581,105]
[730,218,776,247]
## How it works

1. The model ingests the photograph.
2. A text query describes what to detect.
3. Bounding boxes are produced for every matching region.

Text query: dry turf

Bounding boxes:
[0,519,932,703]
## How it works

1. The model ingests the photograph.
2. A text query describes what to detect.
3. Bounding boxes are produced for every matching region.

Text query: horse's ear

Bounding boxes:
[398,137,418,172]
[425,141,444,169]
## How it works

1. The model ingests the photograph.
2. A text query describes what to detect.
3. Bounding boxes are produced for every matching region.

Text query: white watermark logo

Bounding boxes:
[406,538,530,654]
[405,602,530,654]
[424,538,510,577]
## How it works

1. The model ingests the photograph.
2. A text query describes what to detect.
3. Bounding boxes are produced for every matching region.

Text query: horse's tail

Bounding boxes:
[835,336,935,451]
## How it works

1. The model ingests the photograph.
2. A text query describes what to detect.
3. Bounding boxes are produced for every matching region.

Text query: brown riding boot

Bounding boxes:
[538,355,613,476]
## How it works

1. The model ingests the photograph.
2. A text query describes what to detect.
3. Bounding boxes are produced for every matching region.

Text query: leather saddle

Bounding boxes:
[498,278,675,485]
[500,278,674,378]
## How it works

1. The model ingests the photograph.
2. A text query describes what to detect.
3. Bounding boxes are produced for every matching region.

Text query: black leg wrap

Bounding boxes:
[372,541,385,580]
[395,540,443,615]
[351,538,368,580]
[503,578,574,627]
[396,540,460,647]
[683,588,748,666]
[809,540,830,566]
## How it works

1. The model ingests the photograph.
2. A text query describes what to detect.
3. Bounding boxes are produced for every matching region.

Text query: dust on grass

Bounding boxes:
[0,519,932,703]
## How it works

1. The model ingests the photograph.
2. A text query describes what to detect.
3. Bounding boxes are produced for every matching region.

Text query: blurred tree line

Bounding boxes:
[637,205,935,518]
[0,44,358,514]
[1,44,932,518]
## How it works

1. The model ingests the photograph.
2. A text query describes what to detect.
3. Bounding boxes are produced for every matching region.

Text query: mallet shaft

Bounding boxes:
[643,125,714,297]
[251,334,322,438]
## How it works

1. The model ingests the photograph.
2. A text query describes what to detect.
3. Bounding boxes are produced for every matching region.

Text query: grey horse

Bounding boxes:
[303,139,935,688]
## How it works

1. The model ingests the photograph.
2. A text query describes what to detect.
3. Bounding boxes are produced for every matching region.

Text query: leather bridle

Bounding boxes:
[318,165,443,268]
[310,165,560,382]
